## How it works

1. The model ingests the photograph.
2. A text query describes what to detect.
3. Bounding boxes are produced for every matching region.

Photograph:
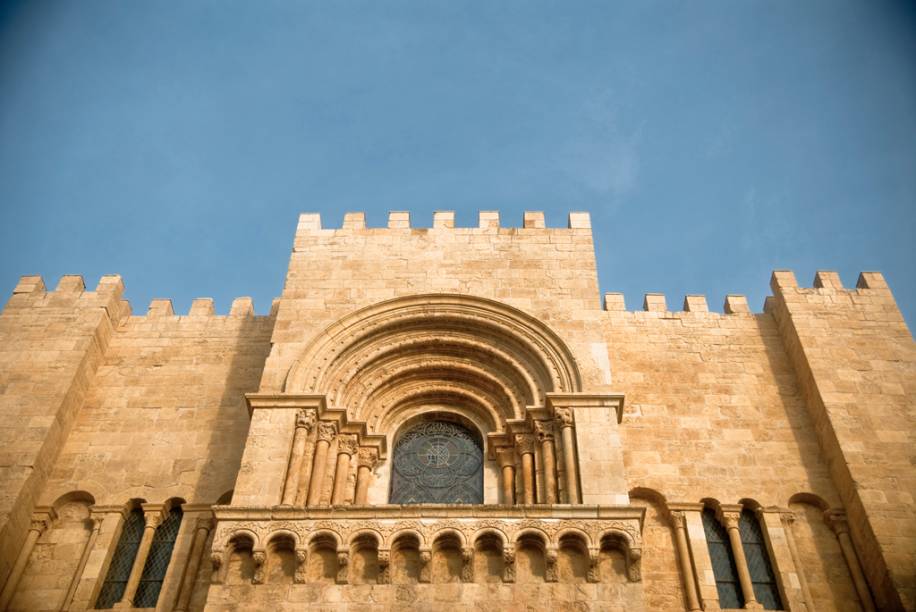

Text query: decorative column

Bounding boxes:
[331,434,358,505]
[335,550,349,584]
[718,507,759,609]
[251,551,266,584]
[418,550,432,583]
[460,547,474,583]
[0,511,53,611]
[376,550,390,584]
[496,448,516,505]
[307,421,337,506]
[60,513,103,611]
[515,434,537,505]
[587,548,600,583]
[779,511,814,612]
[826,511,876,612]
[117,506,162,607]
[554,408,580,504]
[354,447,378,505]
[534,420,558,504]
[282,409,316,505]
[173,517,213,612]
[544,547,558,582]
[670,510,702,611]
[502,549,515,583]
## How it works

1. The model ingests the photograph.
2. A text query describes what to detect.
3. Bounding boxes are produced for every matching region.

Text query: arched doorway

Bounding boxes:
[389,420,483,504]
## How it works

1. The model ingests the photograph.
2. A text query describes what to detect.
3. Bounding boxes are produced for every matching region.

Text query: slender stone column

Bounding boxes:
[118,507,162,607]
[282,409,316,505]
[173,517,213,612]
[670,510,702,611]
[780,511,814,612]
[60,513,102,611]
[826,511,875,612]
[0,513,53,611]
[555,408,580,504]
[354,447,378,505]
[331,434,358,505]
[307,421,337,506]
[515,434,537,505]
[718,509,759,608]
[496,448,516,505]
[535,421,558,504]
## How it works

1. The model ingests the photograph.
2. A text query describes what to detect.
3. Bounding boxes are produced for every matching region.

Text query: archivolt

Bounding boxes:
[284,294,581,430]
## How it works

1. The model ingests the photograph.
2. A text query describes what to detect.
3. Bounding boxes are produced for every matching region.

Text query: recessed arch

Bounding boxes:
[283,294,582,432]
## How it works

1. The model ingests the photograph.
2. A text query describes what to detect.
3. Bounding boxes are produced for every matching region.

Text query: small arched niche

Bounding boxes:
[388,414,484,505]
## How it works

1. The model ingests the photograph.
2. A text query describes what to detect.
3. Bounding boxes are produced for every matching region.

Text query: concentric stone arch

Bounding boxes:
[283,294,582,431]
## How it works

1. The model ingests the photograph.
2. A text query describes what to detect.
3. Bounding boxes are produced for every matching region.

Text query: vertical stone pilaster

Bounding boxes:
[354,448,378,505]
[331,435,358,505]
[514,434,537,505]
[534,420,558,504]
[554,408,580,504]
[496,448,516,506]
[0,510,53,611]
[282,409,316,505]
[669,509,701,611]
[307,422,337,506]
[826,510,876,612]
[60,513,103,611]
[173,515,213,612]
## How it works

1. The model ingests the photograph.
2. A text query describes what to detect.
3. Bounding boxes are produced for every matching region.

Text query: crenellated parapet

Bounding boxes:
[294,210,592,235]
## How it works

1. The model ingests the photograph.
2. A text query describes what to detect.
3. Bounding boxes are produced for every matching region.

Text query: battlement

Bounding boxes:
[295,210,592,234]
[602,270,894,317]
[6,275,277,322]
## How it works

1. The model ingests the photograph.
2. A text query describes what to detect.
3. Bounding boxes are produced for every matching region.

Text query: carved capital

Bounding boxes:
[29,516,51,534]
[377,550,391,584]
[210,551,223,584]
[317,421,337,442]
[337,434,358,456]
[336,551,349,584]
[720,511,741,530]
[533,420,555,442]
[587,548,600,583]
[514,434,537,455]
[669,510,688,530]
[502,550,516,583]
[554,407,573,427]
[357,447,379,469]
[296,408,317,431]
[196,517,215,533]
[144,512,162,530]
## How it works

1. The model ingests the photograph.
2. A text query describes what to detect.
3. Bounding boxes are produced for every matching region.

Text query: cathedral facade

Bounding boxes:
[0,210,913,611]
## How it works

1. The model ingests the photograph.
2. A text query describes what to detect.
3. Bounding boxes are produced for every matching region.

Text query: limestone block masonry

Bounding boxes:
[0,210,913,611]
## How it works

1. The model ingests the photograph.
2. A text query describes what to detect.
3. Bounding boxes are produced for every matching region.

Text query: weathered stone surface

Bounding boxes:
[0,212,912,611]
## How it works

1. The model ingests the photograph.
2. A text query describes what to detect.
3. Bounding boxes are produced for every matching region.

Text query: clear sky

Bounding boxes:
[1,1,914,328]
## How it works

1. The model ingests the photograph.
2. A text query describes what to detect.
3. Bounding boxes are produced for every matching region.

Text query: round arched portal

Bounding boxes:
[283,294,582,505]
[389,417,484,504]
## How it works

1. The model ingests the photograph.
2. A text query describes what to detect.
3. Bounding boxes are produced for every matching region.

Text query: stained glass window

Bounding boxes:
[133,506,182,608]
[389,420,483,504]
[702,508,744,609]
[739,509,783,610]
[95,508,144,609]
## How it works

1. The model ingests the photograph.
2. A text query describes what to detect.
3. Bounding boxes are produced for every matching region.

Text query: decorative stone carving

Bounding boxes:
[418,550,432,583]
[587,548,600,583]
[357,447,379,469]
[554,407,573,427]
[514,433,537,455]
[545,547,558,582]
[461,547,473,583]
[533,420,554,441]
[294,549,307,584]
[336,551,349,584]
[210,552,223,584]
[29,517,51,534]
[296,408,317,430]
[377,550,391,584]
[337,434,358,456]
[502,549,516,583]
[251,551,266,584]
[317,421,337,442]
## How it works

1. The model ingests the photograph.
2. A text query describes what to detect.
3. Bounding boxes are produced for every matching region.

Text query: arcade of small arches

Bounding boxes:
[210,519,643,586]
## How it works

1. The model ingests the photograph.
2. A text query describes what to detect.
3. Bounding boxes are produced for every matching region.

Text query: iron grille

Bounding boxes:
[95,509,144,609]
[389,420,483,504]
[133,506,182,608]
[739,509,783,610]
[702,508,744,609]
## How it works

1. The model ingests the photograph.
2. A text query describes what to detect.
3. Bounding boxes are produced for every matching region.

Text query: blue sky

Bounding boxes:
[1,1,914,328]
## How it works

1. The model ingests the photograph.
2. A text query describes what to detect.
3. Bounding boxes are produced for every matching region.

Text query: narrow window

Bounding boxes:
[739,509,783,610]
[133,506,183,607]
[702,508,744,608]
[95,508,144,609]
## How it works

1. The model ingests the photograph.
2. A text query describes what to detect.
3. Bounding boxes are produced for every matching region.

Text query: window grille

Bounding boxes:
[95,508,144,609]
[702,508,744,609]
[739,509,783,610]
[133,506,183,608]
[389,420,483,504]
